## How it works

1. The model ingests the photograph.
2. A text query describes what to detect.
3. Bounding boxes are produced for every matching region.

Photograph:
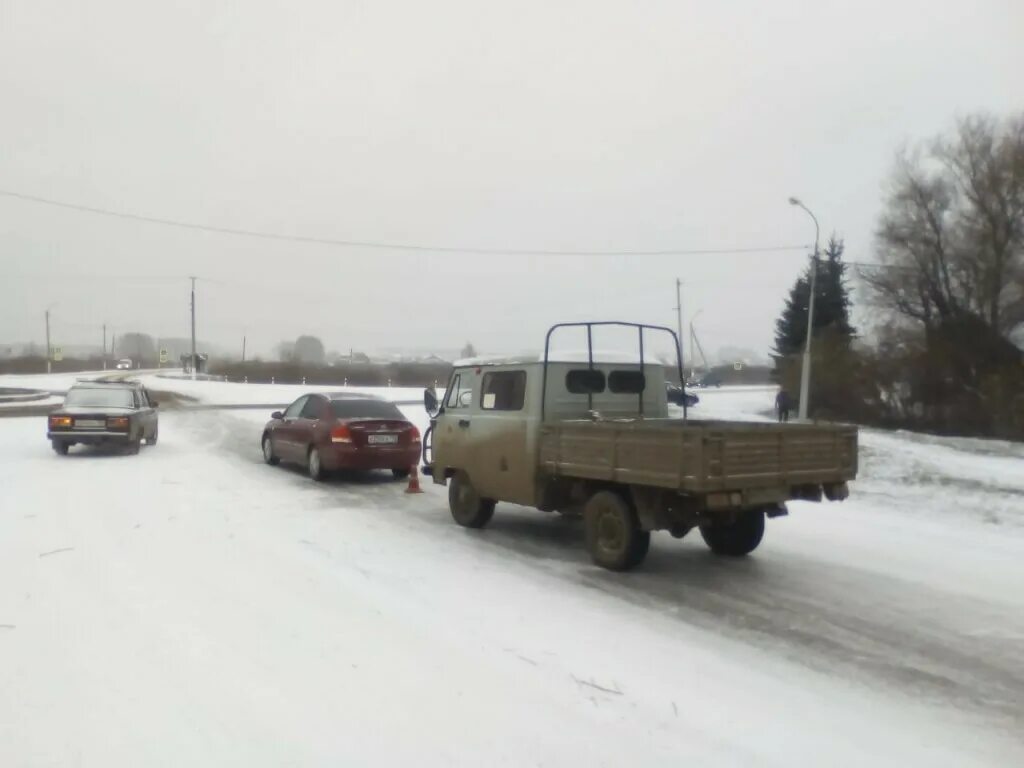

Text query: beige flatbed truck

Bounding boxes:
[422,322,858,571]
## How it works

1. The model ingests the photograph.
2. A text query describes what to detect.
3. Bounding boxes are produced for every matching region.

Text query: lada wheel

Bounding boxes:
[449,471,495,528]
[699,509,765,556]
[583,490,650,571]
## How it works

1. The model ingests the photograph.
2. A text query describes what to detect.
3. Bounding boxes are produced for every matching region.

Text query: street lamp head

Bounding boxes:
[788,197,801,206]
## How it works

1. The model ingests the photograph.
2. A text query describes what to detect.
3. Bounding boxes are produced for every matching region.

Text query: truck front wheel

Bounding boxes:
[583,490,650,571]
[449,472,495,529]
[699,509,765,556]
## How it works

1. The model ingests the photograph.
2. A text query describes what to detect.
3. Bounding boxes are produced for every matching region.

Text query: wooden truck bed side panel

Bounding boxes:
[538,421,857,492]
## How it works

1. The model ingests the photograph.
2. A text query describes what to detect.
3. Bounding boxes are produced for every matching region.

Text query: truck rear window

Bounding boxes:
[608,370,646,394]
[566,369,605,394]
[481,371,526,411]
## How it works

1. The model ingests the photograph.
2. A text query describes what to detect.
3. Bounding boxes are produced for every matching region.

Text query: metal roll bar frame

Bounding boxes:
[540,321,687,422]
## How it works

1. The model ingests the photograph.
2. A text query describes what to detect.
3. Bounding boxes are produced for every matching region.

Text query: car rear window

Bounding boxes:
[64,387,135,408]
[330,399,404,419]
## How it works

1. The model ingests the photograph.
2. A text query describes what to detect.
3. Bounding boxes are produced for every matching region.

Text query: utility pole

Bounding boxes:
[788,197,821,421]
[674,278,685,381]
[241,334,246,363]
[102,324,107,370]
[45,309,51,374]
[190,276,197,380]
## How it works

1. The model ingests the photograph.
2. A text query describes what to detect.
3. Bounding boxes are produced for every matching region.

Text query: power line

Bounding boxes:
[0,189,808,257]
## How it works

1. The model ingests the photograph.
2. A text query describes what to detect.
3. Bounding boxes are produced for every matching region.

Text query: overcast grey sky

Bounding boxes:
[1,0,1021,359]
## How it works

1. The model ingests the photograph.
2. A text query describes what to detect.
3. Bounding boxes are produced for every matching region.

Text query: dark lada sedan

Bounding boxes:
[48,381,159,455]
[261,393,420,481]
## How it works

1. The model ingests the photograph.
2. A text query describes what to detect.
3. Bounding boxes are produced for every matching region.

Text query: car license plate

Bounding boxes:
[368,434,398,445]
[74,419,105,429]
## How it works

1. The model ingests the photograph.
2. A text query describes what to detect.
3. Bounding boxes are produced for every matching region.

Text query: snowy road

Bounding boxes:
[1,398,1023,766]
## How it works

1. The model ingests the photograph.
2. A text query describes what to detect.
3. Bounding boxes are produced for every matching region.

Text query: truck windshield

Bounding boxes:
[64,388,135,408]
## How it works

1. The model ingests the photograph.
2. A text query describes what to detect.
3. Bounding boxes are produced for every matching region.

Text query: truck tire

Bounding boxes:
[449,471,495,528]
[699,508,765,556]
[52,440,69,456]
[583,490,650,571]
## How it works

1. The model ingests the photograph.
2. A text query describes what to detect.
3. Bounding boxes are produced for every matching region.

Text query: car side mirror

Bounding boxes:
[424,387,439,417]
[271,411,284,420]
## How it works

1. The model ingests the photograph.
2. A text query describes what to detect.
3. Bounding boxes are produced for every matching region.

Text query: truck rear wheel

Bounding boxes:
[699,509,765,556]
[583,490,650,571]
[449,471,495,528]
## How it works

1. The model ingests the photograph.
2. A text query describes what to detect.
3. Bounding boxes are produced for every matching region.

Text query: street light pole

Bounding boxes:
[674,278,685,380]
[45,309,51,374]
[190,276,197,380]
[788,197,820,421]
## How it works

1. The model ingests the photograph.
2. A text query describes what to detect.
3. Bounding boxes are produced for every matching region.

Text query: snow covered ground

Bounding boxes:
[1,378,1022,766]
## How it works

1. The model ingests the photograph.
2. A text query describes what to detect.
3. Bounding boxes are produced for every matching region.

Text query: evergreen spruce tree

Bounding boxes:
[774,235,855,356]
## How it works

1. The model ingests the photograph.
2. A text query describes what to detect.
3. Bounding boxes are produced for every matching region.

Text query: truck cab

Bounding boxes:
[428,355,671,507]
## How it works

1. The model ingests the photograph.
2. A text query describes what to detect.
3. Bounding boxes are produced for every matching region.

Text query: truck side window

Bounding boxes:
[446,374,468,409]
[566,369,605,394]
[608,370,646,394]
[481,371,526,411]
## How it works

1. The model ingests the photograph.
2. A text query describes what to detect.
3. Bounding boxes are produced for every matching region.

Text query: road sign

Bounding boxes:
[52,346,63,362]
[159,348,169,364]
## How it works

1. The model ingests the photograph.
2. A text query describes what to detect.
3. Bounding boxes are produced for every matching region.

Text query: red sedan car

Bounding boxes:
[261,393,421,481]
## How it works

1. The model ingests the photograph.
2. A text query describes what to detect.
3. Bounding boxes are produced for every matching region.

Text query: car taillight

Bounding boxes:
[331,425,353,443]
[49,415,72,428]
[107,416,129,429]
[409,425,421,444]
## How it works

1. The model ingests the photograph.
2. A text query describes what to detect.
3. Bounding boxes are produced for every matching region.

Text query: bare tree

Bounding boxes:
[859,113,1024,437]
[274,340,296,362]
[294,335,326,365]
[865,113,1024,333]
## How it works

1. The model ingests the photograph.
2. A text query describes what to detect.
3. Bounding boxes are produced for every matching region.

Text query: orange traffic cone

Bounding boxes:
[405,464,424,494]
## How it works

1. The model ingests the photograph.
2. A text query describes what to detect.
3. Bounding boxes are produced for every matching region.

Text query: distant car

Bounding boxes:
[115,358,133,370]
[262,393,421,481]
[666,383,699,408]
[48,380,159,455]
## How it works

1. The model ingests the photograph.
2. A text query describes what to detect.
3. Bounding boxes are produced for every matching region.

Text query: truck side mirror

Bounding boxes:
[424,387,439,417]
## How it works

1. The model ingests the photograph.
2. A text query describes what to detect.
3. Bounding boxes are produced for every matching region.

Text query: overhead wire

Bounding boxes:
[0,189,809,257]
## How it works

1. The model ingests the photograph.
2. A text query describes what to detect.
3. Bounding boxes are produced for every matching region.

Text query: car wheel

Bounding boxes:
[308,446,326,481]
[148,428,158,446]
[448,471,495,528]
[392,468,410,480]
[262,434,279,466]
[127,435,142,455]
[583,490,650,571]
[51,440,69,456]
